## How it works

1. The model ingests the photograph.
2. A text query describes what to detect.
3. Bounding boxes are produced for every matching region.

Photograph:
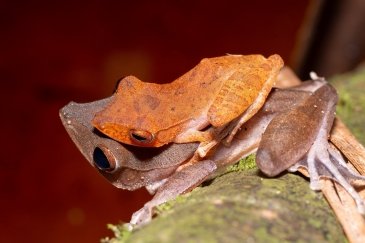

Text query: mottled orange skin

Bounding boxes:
[92,54,283,147]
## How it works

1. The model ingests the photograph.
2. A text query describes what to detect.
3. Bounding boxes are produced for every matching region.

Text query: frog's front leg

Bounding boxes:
[256,82,365,213]
[129,159,217,228]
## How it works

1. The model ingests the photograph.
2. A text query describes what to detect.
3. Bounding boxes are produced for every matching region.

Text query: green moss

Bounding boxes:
[155,193,189,215]
[331,65,365,144]
[226,154,257,173]
[101,223,131,243]
[117,171,345,242]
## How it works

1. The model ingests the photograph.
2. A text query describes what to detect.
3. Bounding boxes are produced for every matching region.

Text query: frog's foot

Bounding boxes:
[196,140,219,158]
[128,202,154,230]
[174,128,217,158]
[187,125,231,158]
[289,137,365,214]
[195,123,237,157]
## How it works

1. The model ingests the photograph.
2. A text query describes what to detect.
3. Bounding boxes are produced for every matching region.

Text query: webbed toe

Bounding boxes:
[289,141,365,214]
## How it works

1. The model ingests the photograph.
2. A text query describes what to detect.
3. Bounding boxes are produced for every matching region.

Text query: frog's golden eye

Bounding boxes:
[129,129,155,145]
[93,145,117,172]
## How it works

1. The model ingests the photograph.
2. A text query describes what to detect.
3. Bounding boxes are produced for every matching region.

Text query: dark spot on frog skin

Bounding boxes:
[174,87,185,95]
[133,101,140,112]
[144,95,160,110]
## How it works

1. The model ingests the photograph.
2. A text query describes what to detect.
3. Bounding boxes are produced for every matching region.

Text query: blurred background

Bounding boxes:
[1,0,365,242]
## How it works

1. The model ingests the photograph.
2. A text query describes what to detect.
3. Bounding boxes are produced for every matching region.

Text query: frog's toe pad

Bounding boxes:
[129,205,153,228]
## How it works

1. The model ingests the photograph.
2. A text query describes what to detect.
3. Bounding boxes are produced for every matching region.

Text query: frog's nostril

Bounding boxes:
[93,145,117,172]
[130,129,154,144]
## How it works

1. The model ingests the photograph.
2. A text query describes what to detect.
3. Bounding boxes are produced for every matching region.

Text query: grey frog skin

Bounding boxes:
[59,97,199,191]
[60,79,365,227]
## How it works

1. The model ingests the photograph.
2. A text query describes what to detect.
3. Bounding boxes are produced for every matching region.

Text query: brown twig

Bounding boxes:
[321,179,365,243]
[331,118,365,174]
[321,118,365,243]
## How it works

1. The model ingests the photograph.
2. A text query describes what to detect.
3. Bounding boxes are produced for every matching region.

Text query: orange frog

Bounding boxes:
[92,54,283,156]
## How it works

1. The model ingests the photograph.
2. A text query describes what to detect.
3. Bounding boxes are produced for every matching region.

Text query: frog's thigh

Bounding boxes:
[224,78,275,143]
[209,70,276,142]
[256,84,336,177]
[208,71,259,127]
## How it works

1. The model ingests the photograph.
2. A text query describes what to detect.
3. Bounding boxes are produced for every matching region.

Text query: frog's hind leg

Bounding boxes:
[223,76,276,145]
[289,133,365,214]
[197,76,276,158]
[209,55,284,146]
[287,82,365,214]
[257,81,365,214]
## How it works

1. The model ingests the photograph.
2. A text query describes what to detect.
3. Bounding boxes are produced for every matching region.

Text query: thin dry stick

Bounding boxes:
[322,118,365,242]
[331,118,365,174]
[321,179,365,243]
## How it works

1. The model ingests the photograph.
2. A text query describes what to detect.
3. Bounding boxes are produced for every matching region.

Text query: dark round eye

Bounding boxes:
[129,129,154,144]
[93,146,117,172]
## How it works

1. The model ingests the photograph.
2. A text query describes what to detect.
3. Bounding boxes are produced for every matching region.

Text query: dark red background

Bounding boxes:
[1,1,310,242]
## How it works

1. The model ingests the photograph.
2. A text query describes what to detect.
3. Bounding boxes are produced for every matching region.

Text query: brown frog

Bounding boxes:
[60,79,365,228]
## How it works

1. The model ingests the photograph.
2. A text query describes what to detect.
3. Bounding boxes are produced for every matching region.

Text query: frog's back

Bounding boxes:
[208,54,284,126]
[92,54,283,147]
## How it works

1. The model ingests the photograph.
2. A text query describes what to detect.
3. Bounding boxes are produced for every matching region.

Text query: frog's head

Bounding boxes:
[59,98,198,190]
[59,98,128,175]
